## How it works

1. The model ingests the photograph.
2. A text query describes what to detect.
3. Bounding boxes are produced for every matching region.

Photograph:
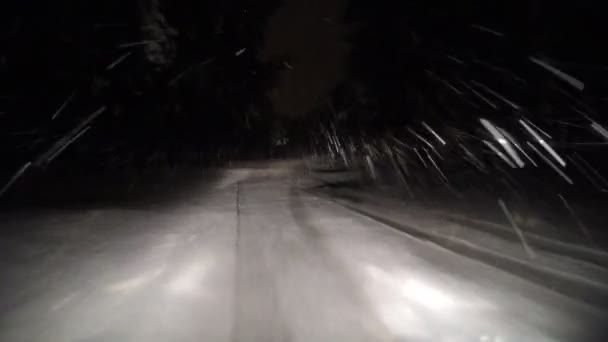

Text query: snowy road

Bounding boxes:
[0,167,605,341]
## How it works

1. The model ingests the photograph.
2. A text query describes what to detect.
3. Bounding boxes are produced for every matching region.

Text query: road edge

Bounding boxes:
[315,191,608,310]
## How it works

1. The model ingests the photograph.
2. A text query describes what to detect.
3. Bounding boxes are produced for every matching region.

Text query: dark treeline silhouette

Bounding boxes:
[1,0,283,172]
[321,0,606,135]
[300,1,608,230]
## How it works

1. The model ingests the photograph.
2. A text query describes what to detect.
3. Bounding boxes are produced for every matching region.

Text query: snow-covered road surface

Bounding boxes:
[0,168,605,341]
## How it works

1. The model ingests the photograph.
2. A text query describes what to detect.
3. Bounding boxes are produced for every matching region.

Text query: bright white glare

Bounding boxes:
[107,267,164,293]
[499,128,537,167]
[403,279,454,310]
[168,262,208,296]
[363,265,431,339]
[520,119,565,167]
[480,118,524,167]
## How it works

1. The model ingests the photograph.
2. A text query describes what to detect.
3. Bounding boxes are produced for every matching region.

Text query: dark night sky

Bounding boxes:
[1,0,607,171]
[262,0,349,117]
